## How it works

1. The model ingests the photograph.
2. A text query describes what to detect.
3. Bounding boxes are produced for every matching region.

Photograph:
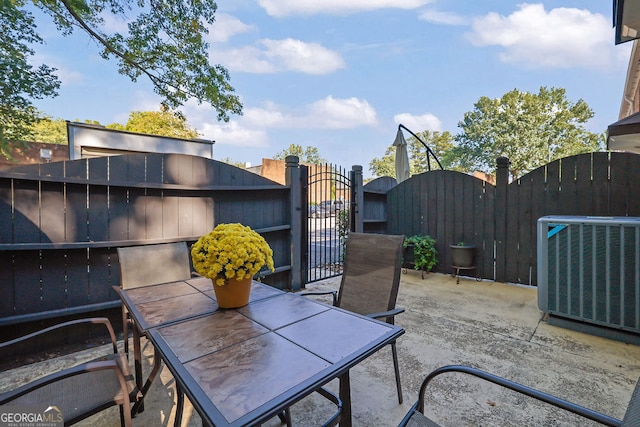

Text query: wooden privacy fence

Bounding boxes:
[385,152,640,286]
[0,153,295,326]
[2,150,639,326]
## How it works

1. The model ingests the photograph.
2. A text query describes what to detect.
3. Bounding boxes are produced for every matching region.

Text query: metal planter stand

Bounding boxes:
[450,244,476,284]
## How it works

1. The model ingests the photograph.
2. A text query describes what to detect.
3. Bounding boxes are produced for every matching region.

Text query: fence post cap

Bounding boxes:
[496,157,510,167]
[285,155,299,166]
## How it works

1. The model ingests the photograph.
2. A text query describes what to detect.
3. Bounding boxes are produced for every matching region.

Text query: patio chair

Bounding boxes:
[399,365,640,426]
[303,232,406,404]
[0,317,139,426]
[117,241,192,412]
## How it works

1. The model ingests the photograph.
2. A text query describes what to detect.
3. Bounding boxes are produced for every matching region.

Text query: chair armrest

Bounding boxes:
[0,358,130,404]
[397,401,420,427]
[300,290,338,306]
[0,317,119,354]
[367,307,405,320]
[413,365,622,427]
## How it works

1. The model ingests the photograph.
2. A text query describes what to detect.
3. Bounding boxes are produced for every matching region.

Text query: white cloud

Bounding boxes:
[242,96,377,129]
[466,3,615,69]
[258,0,434,17]
[207,13,254,43]
[419,9,467,25]
[99,11,130,34]
[306,96,378,128]
[195,96,378,146]
[53,64,85,87]
[201,121,270,147]
[242,102,290,127]
[217,46,277,73]
[393,113,442,132]
[218,38,345,74]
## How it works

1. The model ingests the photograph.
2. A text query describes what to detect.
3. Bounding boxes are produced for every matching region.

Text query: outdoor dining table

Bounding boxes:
[116,276,404,427]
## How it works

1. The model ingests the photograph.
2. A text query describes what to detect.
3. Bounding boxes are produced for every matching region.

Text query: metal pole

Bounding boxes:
[398,124,444,171]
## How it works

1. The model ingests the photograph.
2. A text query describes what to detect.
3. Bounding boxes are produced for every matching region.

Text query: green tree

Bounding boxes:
[369,130,459,177]
[453,87,604,180]
[30,117,67,144]
[274,144,326,165]
[22,117,101,145]
[1,3,60,156]
[106,109,200,139]
[1,0,242,156]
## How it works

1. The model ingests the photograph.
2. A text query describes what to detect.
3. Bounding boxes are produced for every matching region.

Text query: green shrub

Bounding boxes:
[404,235,438,272]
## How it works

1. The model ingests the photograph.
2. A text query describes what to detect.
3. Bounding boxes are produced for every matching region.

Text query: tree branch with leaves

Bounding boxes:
[1,0,242,156]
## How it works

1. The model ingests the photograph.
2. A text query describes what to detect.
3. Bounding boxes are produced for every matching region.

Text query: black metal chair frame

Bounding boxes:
[0,318,139,427]
[399,365,626,427]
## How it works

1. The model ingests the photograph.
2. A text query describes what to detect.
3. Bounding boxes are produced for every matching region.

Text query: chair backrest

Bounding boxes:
[622,377,640,426]
[337,232,405,319]
[117,242,192,289]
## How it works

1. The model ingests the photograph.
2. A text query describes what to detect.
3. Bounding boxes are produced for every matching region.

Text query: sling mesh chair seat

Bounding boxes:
[0,318,139,426]
[303,232,406,404]
[116,242,192,413]
[399,365,640,427]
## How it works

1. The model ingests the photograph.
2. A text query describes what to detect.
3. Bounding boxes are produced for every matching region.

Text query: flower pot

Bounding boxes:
[450,244,475,268]
[212,276,252,308]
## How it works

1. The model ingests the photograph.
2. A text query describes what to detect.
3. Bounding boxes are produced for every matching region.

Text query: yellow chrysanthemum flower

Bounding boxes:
[191,223,275,286]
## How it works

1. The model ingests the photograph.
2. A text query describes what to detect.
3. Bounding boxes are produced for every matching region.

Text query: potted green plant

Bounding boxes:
[450,242,475,268]
[404,235,438,278]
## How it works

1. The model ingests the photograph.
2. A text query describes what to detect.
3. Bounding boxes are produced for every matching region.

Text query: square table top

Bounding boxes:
[118,277,404,426]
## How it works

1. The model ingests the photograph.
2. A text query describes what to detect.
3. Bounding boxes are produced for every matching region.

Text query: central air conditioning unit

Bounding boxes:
[537,216,640,342]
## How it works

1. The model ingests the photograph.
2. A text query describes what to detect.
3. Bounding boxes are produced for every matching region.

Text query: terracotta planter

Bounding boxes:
[450,244,475,268]
[212,276,252,308]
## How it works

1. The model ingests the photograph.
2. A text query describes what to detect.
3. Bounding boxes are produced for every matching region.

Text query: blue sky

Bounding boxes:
[29,0,630,178]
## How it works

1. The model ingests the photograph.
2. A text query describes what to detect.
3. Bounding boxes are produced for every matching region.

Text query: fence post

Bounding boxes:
[286,155,302,291]
[350,165,364,232]
[495,156,510,282]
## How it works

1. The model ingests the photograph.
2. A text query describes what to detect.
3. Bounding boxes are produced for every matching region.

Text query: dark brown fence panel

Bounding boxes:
[386,177,416,238]
[88,248,116,304]
[502,152,640,286]
[477,179,495,278]
[592,152,611,216]
[13,179,41,243]
[0,252,14,315]
[573,154,594,214]
[628,158,640,215]
[510,173,534,285]
[387,170,494,279]
[0,153,292,325]
[557,155,579,215]
[13,253,41,316]
[88,185,108,241]
[362,177,396,234]
[41,250,67,310]
[438,171,455,252]
[372,152,640,286]
[610,153,634,214]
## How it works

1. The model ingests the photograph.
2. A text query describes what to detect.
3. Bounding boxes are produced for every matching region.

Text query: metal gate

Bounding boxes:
[302,163,352,284]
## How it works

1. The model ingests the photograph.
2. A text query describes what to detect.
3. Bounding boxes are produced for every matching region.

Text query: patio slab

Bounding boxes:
[2,271,640,426]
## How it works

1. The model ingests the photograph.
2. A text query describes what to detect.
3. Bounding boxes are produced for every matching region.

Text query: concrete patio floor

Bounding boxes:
[3,271,640,426]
